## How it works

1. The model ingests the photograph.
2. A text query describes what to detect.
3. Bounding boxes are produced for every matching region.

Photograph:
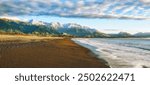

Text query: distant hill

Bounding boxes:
[0,18,109,37]
[29,19,46,25]
[134,32,150,37]
[0,18,149,38]
[0,18,58,36]
[57,23,109,37]
[109,32,133,38]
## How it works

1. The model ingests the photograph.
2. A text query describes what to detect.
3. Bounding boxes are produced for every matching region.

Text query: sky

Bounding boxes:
[0,0,150,34]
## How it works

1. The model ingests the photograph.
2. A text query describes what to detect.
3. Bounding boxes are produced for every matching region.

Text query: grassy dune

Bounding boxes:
[0,34,63,42]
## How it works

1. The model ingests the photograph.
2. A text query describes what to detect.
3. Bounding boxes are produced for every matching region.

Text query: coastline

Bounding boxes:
[72,38,150,68]
[0,35,109,68]
[72,38,110,67]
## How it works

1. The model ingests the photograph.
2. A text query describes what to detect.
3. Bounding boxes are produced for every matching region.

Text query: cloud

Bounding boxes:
[140,0,150,3]
[0,16,20,20]
[0,0,149,20]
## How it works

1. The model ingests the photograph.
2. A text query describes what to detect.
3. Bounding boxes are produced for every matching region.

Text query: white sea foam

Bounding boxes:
[72,38,150,68]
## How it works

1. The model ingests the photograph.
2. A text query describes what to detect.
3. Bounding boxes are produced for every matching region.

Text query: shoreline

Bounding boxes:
[71,38,110,68]
[0,35,109,68]
[72,38,110,67]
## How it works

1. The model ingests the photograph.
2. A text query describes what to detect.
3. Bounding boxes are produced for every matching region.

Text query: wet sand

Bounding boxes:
[0,35,109,68]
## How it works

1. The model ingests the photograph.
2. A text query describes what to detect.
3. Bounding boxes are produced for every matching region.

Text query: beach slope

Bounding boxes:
[0,35,109,68]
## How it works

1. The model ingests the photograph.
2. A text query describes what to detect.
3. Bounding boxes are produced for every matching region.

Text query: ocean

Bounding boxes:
[72,38,150,68]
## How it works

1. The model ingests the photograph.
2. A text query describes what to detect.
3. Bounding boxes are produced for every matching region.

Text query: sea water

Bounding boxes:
[72,38,150,68]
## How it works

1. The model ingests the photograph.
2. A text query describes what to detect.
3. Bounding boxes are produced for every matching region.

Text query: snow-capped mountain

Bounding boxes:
[29,19,45,25]
[48,22,62,30]
[63,23,83,29]
[0,18,110,37]
[28,20,108,37]
[60,23,96,32]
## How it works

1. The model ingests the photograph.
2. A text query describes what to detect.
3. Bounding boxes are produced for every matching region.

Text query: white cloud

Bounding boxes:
[77,1,85,7]
[121,6,136,14]
[64,1,74,8]
[140,0,150,3]
[0,0,149,20]
[0,16,20,20]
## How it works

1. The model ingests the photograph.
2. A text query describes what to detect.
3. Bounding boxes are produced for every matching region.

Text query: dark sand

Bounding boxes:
[0,38,109,68]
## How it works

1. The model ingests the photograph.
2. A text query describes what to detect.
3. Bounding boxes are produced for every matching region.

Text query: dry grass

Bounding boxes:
[0,34,63,42]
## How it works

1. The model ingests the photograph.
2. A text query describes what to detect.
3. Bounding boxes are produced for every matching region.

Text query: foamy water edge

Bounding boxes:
[72,38,150,68]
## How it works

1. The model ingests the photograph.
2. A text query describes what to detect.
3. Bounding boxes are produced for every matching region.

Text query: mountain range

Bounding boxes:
[0,18,150,38]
